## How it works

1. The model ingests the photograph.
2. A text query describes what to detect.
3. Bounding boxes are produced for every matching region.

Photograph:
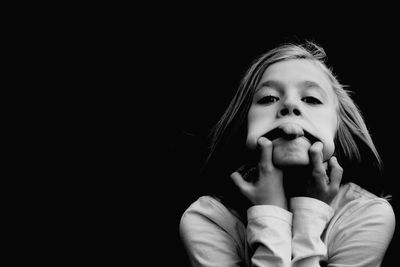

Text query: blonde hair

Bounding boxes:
[206,41,382,173]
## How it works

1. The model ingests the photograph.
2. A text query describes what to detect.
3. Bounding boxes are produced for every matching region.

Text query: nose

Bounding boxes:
[278,98,301,117]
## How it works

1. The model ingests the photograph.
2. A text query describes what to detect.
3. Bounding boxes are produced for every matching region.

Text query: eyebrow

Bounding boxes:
[301,80,324,91]
[257,80,282,92]
[257,80,328,97]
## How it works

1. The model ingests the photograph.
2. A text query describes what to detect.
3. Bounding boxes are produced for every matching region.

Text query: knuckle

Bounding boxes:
[338,167,344,174]
[309,145,319,155]
[329,186,339,195]
[258,162,271,173]
[335,164,343,172]
[312,168,324,177]
[239,186,249,194]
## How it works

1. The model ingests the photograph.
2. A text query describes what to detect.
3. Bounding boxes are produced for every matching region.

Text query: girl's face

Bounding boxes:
[246,59,338,166]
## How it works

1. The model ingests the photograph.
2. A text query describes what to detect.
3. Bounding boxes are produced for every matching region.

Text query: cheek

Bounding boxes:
[246,108,274,150]
[246,108,259,150]
[246,123,261,150]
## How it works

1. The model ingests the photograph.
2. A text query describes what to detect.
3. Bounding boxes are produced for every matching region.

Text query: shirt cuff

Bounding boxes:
[290,197,334,221]
[248,205,293,224]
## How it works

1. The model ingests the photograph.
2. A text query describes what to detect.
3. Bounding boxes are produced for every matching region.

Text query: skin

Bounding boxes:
[231,59,343,209]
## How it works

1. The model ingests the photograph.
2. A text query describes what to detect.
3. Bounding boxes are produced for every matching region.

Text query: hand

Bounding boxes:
[305,141,343,204]
[230,137,287,209]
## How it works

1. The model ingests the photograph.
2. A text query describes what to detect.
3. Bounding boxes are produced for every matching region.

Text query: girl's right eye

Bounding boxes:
[257,95,279,104]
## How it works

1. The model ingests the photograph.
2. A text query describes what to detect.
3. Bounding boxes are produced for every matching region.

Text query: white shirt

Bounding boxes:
[180,182,395,266]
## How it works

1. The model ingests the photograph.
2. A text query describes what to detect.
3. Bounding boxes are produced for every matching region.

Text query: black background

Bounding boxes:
[15,6,398,266]
[142,18,399,267]
[91,9,399,266]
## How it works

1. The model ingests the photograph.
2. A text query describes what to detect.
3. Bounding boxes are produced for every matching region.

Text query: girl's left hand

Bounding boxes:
[305,141,343,204]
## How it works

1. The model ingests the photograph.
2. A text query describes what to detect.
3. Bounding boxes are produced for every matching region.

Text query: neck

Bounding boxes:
[281,163,328,198]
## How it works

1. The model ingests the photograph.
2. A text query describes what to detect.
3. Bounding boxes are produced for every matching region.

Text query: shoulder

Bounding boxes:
[332,182,393,210]
[180,196,241,229]
[330,182,395,230]
[324,183,396,265]
[180,196,245,242]
[179,196,248,265]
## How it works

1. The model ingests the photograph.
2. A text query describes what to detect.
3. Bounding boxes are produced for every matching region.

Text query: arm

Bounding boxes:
[290,142,342,267]
[180,207,245,267]
[290,197,334,267]
[180,201,293,267]
[232,137,292,266]
[289,142,395,266]
[247,205,292,267]
[282,197,395,267]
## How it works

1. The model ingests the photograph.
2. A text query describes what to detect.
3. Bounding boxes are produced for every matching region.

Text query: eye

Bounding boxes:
[257,95,279,104]
[302,96,322,105]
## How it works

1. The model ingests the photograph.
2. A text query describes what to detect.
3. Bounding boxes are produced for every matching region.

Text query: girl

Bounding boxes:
[179,41,395,266]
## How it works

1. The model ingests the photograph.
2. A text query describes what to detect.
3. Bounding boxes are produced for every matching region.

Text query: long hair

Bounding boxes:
[199,41,384,205]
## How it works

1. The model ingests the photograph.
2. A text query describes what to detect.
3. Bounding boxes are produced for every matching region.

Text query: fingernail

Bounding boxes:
[258,137,271,146]
[315,141,323,150]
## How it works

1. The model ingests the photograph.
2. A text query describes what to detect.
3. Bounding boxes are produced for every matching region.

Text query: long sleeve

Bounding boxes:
[290,195,396,267]
[180,197,247,267]
[180,185,394,266]
[180,196,293,267]
[326,198,395,267]
[290,197,334,267]
[247,205,293,267]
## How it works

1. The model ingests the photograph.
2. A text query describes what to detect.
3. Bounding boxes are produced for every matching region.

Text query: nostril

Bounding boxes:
[280,109,289,116]
[293,109,300,116]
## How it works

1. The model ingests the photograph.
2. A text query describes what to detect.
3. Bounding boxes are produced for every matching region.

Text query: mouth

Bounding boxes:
[263,126,319,144]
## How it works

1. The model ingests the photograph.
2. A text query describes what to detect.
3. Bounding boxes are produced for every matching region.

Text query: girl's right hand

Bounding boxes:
[230,137,287,209]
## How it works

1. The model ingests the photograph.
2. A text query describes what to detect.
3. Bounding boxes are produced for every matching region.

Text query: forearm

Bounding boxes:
[247,205,293,267]
[290,197,334,267]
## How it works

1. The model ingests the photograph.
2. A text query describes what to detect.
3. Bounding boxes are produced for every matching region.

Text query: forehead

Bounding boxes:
[260,59,332,91]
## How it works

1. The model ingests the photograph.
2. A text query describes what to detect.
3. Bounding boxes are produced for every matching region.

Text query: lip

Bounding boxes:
[263,126,319,144]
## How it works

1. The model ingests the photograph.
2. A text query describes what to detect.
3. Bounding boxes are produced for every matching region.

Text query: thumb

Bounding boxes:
[231,171,252,194]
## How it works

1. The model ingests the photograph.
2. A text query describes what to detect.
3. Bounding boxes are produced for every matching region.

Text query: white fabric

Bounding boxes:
[180,183,395,267]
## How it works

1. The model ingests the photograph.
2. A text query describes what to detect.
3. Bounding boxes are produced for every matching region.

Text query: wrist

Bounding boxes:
[254,194,288,209]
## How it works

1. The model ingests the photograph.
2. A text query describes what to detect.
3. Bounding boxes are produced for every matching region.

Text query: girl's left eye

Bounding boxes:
[302,96,322,104]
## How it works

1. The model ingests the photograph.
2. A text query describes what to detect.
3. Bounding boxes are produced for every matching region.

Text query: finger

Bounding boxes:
[257,137,273,172]
[309,141,329,188]
[309,141,326,176]
[230,171,252,194]
[328,156,343,187]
